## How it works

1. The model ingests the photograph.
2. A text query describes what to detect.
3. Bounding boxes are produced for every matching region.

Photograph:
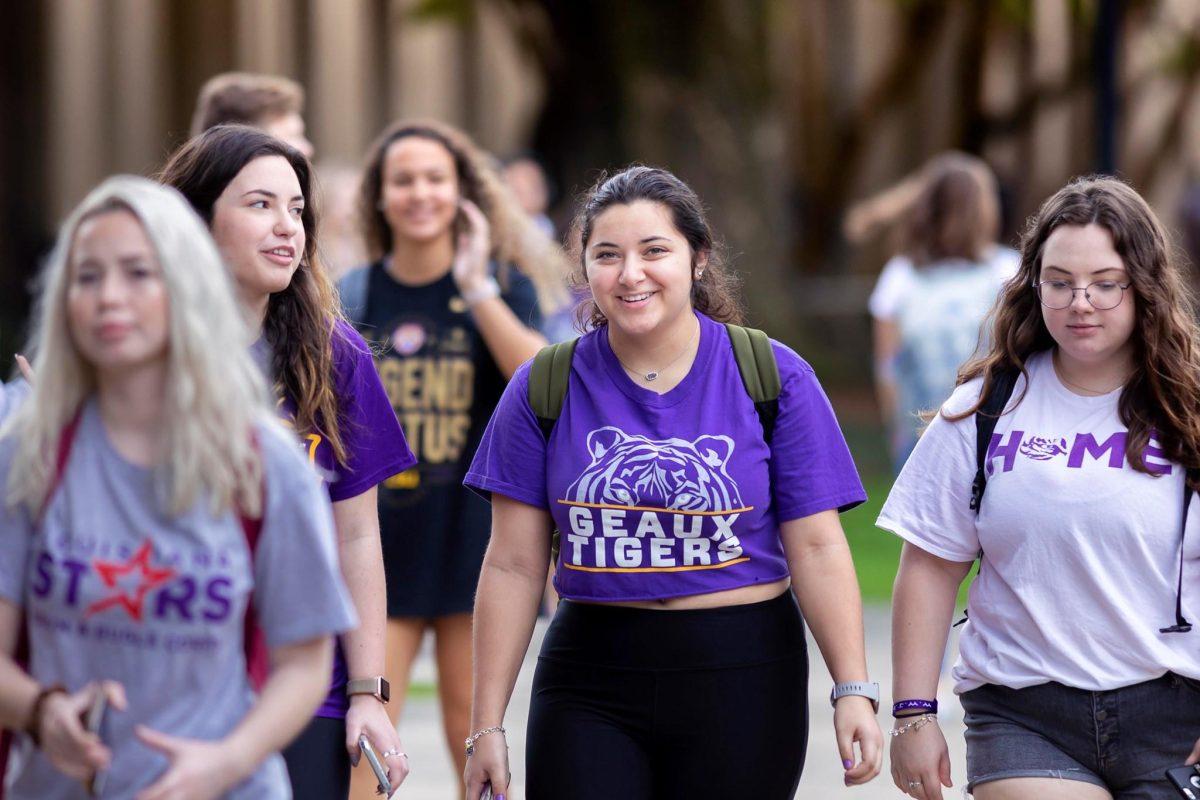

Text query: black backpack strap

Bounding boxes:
[969,367,1020,514]
[1162,467,1199,634]
[528,338,579,442]
[724,323,781,446]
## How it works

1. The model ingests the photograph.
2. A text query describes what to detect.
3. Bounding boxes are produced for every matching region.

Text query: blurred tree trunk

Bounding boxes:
[495,0,790,327]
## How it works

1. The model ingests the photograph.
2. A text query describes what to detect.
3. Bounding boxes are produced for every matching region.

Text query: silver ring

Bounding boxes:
[381,748,405,759]
[907,779,923,789]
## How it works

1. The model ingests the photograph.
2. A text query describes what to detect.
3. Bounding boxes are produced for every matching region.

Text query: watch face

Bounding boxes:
[379,678,391,703]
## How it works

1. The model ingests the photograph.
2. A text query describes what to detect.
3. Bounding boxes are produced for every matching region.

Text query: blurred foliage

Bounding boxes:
[409,0,474,23]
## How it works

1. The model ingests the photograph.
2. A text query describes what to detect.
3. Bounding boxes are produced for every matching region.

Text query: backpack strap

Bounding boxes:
[35,409,84,525]
[529,338,579,442]
[239,434,270,691]
[969,367,1020,514]
[1162,467,1199,634]
[724,323,781,446]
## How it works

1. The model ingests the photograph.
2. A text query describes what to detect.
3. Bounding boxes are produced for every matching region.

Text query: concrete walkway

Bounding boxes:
[385,605,967,799]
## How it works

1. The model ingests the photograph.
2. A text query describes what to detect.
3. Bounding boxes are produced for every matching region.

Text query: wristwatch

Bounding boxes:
[830,681,880,713]
[346,677,390,704]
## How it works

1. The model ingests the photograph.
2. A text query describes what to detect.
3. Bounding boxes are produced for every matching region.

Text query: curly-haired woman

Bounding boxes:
[336,120,567,796]
[462,165,883,799]
[882,176,1200,800]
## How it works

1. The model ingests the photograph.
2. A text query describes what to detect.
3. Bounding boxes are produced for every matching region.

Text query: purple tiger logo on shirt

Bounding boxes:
[567,426,743,511]
[1019,435,1069,461]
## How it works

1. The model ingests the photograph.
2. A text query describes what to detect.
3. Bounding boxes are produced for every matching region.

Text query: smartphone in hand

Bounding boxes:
[1167,764,1200,799]
[84,691,108,796]
[358,735,392,797]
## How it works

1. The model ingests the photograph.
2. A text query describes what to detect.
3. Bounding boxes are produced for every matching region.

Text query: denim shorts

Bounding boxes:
[961,673,1200,799]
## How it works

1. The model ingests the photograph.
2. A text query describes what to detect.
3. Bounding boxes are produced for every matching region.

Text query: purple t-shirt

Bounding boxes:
[465,311,866,602]
[263,320,416,718]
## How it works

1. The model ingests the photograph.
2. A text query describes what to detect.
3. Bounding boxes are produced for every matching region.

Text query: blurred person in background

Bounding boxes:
[851,152,1017,472]
[316,161,371,283]
[160,126,414,800]
[191,72,314,159]
[501,153,555,239]
[502,153,579,344]
[338,119,567,798]
[463,165,882,800]
[881,176,1200,800]
[0,175,355,799]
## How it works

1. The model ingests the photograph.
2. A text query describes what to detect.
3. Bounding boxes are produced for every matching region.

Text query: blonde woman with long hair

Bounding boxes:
[0,176,355,799]
[337,119,568,795]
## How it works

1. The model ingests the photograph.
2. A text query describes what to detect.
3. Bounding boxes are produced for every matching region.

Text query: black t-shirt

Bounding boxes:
[350,260,540,615]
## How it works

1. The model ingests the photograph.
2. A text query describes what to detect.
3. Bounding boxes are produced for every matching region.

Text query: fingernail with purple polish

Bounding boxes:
[843,759,853,769]
[496,795,506,800]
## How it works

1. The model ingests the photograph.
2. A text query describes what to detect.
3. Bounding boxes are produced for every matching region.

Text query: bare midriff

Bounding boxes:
[574,576,791,610]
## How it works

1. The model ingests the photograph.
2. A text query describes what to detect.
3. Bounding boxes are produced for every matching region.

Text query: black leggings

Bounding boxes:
[526,591,809,800]
[282,715,350,800]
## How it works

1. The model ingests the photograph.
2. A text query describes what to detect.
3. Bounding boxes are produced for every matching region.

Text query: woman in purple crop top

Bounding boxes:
[160,127,415,799]
[463,166,884,799]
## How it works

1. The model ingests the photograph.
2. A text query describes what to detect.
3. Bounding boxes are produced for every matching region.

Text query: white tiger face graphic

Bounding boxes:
[566,426,743,511]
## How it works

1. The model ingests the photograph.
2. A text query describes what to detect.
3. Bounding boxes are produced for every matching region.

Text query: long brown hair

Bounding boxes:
[570,165,743,330]
[159,124,349,465]
[950,175,1200,483]
[359,119,568,314]
[902,151,1000,267]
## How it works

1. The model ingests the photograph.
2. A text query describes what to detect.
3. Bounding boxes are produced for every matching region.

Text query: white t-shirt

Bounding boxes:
[878,350,1200,693]
[867,247,1019,321]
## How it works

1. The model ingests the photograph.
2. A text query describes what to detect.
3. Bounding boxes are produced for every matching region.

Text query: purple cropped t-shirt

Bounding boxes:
[465,311,866,602]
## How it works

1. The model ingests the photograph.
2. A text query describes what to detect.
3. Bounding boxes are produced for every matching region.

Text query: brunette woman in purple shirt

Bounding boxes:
[159,126,415,799]
[464,166,884,798]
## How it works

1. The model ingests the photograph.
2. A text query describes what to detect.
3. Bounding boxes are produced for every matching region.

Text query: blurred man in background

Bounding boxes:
[191,72,314,159]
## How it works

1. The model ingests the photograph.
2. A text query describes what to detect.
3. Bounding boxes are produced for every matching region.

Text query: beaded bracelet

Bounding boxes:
[888,714,936,737]
[464,725,506,757]
[892,699,937,717]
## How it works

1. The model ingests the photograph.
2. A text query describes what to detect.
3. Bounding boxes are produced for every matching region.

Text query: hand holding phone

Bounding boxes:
[358,734,393,797]
[83,691,108,796]
[1167,764,1200,799]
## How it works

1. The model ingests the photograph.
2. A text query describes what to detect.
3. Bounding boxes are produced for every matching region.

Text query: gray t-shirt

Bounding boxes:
[0,378,30,424]
[0,401,357,799]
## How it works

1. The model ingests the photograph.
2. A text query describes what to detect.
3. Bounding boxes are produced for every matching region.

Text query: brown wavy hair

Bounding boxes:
[902,151,1000,267]
[358,119,568,314]
[570,165,743,330]
[949,175,1200,484]
[159,124,349,465]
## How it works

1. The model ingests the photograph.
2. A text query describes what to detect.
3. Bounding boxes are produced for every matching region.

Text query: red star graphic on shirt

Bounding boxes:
[85,540,177,622]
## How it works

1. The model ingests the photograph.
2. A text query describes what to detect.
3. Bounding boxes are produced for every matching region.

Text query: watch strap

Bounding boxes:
[830,681,880,713]
[346,676,390,704]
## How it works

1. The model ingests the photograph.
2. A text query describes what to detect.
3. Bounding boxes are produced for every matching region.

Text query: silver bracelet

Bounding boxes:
[888,714,936,737]
[461,277,501,307]
[464,725,506,757]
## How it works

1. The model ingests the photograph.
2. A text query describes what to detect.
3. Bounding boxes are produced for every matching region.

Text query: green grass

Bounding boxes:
[843,473,976,606]
[842,474,902,602]
[405,680,438,700]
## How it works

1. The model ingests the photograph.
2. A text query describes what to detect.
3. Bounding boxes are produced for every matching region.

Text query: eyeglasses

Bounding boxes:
[1033,279,1132,310]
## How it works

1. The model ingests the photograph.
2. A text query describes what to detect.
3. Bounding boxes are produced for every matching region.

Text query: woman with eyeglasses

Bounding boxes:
[881,176,1200,800]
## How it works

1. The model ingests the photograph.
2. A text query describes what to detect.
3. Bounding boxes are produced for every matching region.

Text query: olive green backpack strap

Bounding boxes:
[528,338,580,442]
[724,323,781,445]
